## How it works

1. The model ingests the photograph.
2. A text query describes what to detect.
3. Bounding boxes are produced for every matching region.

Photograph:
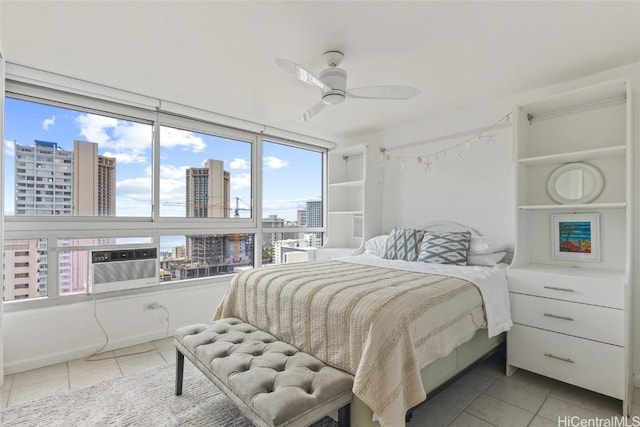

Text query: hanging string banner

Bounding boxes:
[379,113,512,172]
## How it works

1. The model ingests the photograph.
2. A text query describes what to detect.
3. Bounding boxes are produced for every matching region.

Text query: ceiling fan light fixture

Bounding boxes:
[322,92,346,105]
[319,67,347,91]
[276,50,420,121]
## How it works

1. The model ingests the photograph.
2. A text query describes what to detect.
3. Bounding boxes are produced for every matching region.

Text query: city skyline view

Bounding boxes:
[3,97,325,300]
[4,97,323,222]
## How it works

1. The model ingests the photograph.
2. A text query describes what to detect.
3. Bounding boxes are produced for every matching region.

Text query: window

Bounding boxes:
[160,234,254,281]
[3,239,44,301]
[4,97,152,217]
[3,76,327,306]
[261,140,324,264]
[158,124,252,219]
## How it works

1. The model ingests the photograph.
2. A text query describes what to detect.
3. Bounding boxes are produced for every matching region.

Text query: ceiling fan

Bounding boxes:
[275,50,420,122]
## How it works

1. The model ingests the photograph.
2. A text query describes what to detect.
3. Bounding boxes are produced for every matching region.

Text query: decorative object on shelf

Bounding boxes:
[379,113,511,172]
[551,213,600,262]
[546,162,604,204]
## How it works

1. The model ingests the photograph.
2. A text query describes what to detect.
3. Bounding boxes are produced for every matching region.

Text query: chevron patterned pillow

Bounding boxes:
[382,227,425,261]
[417,231,472,265]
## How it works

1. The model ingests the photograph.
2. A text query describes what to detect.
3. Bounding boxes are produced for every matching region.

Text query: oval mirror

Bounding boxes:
[547,162,604,204]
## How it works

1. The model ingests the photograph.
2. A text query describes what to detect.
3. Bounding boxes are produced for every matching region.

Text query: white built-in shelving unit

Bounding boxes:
[507,78,633,414]
[318,144,382,259]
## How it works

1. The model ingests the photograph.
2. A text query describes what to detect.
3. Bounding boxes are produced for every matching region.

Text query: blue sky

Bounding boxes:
[4,97,323,222]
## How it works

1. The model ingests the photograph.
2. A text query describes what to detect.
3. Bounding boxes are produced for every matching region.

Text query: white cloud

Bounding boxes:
[264,156,288,169]
[102,151,146,164]
[116,198,153,217]
[4,140,15,157]
[76,113,151,164]
[74,113,210,165]
[158,176,186,194]
[42,115,56,130]
[76,114,119,145]
[116,177,151,201]
[230,172,251,190]
[159,164,189,180]
[230,158,249,170]
[159,126,206,152]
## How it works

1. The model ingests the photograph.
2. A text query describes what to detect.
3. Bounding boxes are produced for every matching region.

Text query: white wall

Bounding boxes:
[348,62,640,385]
[3,282,229,374]
[379,128,514,243]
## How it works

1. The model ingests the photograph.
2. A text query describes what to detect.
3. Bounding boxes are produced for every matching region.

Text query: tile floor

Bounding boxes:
[1,340,638,427]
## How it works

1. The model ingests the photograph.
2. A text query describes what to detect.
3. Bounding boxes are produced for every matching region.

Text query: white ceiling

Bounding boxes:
[2,1,639,143]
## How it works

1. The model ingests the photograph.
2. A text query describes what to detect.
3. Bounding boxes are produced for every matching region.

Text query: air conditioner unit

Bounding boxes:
[88,247,158,294]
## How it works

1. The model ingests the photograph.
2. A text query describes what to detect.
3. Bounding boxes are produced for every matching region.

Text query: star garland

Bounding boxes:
[379,113,511,172]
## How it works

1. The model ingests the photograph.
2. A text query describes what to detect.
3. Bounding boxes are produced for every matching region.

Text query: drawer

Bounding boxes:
[507,324,624,399]
[508,269,625,308]
[510,293,624,345]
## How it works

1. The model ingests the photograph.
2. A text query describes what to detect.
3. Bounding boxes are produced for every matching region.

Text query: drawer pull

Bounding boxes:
[543,313,574,321]
[544,286,575,292]
[544,353,574,364]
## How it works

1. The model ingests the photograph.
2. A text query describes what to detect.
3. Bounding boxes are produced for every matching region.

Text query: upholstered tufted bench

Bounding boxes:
[174,318,353,427]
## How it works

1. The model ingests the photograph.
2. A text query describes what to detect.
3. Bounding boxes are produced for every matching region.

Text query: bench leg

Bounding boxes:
[175,349,184,396]
[338,403,350,427]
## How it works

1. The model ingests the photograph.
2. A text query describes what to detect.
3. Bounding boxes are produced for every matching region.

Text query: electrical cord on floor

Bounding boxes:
[83,296,170,362]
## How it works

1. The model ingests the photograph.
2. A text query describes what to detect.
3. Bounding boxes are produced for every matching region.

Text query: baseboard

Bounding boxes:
[4,327,178,375]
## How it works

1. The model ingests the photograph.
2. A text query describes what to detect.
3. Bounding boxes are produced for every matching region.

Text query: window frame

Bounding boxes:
[3,76,328,311]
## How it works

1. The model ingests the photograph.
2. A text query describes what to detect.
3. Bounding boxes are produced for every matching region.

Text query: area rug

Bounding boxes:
[1,362,339,427]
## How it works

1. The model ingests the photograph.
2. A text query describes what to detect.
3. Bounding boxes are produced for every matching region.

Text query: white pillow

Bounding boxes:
[364,235,389,257]
[468,251,507,266]
[469,237,509,255]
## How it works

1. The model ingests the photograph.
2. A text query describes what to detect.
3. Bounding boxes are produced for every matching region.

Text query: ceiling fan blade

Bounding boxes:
[347,85,420,100]
[297,102,327,123]
[275,58,331,92]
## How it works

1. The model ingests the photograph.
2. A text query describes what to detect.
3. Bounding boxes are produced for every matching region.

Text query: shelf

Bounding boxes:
[328,180,365,188]
[328,211,363,215]
[518,202,626,210]
[524,78,627,118]
[330,144,366,157]
[518,145,626,166]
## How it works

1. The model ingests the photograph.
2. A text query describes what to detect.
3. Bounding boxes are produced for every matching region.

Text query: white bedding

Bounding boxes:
[215,255,512,426]
[339,253,513,337]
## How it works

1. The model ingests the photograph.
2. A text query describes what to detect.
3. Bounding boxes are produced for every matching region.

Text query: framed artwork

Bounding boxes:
[551,213,600,262]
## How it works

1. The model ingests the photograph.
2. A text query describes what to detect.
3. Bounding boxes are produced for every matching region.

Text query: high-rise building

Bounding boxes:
[186,159,229,219]
[73,140,116,216]
[173,245,186,259]
[2,239,41,300]
[4,140,116,301]
[185,160,230,266]
[305,200,323,247]
[306,200,322,228]
[14,140,73,216]
[11,140,73,299]
[297,209,307,227]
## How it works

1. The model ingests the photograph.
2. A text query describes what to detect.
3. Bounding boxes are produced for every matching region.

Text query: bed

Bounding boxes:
[214,223,512,427]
